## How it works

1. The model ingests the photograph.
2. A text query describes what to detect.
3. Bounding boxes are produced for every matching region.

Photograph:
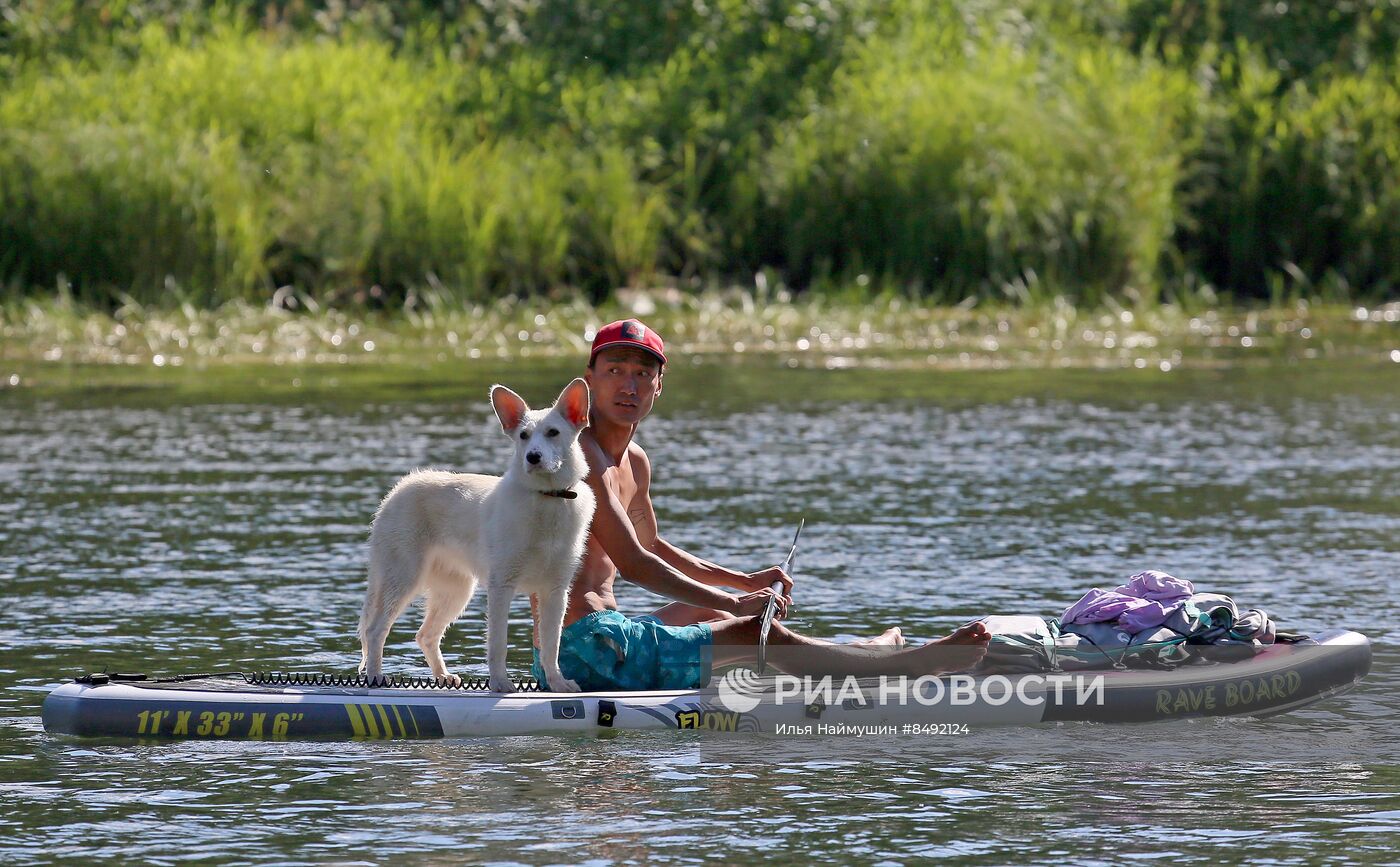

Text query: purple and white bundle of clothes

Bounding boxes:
[1062,570,1275,642]
[979,571,1279,672]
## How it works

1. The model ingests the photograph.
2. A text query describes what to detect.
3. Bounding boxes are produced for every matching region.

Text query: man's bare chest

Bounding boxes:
[603,462,641,517]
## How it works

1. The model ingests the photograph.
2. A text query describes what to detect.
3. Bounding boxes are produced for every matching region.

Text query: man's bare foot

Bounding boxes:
[906,621,991,674]
[937,621,991,645]
[850,627,905,648]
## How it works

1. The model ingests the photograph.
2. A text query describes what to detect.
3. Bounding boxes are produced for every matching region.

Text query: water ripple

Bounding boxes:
[2,361,1398,863]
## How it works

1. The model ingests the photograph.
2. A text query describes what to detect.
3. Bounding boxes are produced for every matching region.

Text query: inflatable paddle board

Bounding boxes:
[40,629,1370,740]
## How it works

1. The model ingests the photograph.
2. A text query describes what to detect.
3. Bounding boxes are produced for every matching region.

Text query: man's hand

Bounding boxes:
[743,566,793,600]
[728,586,789,619]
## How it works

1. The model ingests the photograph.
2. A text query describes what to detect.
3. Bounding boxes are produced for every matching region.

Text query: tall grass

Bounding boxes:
[1179,57,1400,297]
[752,9,1190,303]
[0,0,1397,307]
[0,23,664,303]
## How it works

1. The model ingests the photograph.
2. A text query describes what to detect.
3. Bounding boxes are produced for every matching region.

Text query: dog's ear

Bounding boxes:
[489,385,529,434]
[555,378,590,428]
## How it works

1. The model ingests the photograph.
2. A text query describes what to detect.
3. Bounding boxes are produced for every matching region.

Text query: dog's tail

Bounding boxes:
[357,591,384,676]
[357,593,381,670]
[358,535,431,676]
[360,542,483,678]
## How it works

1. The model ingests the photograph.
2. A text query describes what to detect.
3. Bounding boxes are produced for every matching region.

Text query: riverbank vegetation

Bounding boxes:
[1,1,1397,309]
[4,290,1397,377]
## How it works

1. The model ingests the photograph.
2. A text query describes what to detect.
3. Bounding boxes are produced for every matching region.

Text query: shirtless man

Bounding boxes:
[529,319,990,691]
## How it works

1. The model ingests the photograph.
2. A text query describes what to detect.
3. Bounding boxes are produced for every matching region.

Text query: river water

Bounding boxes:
[2,357,1398,864]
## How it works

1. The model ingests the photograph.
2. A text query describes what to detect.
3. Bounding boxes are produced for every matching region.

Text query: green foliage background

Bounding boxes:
[1,0,1397,306]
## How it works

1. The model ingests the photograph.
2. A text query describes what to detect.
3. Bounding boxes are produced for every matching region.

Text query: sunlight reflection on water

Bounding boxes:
[2,360,1398,863]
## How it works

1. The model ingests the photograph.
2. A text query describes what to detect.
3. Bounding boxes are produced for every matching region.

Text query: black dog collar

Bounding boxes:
[541,488,578,500]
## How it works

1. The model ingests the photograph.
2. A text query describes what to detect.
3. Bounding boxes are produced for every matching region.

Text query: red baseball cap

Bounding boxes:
[589,319,666,366]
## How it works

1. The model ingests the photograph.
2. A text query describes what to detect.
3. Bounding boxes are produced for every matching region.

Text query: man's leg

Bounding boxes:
[650,602,904,646]
[649,601,735,626]
[708,617,989,677]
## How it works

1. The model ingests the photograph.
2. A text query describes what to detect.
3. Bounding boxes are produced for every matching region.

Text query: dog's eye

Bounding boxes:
[519,430,530,440]
[545,428,559,437]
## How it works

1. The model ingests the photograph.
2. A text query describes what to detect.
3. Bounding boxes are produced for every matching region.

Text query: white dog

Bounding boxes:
[357,379,596,693]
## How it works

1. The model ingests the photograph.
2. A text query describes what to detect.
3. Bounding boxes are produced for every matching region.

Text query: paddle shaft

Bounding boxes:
[757,519,803,673]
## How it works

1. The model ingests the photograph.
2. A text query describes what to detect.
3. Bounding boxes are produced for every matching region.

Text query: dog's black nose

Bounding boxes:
[526,451,541,465]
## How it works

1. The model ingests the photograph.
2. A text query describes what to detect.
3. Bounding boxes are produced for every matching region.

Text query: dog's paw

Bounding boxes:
[548,676,582,693]
[488,675,517,694]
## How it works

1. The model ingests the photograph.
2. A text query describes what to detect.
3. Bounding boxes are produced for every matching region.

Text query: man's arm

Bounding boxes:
[628,448,793,599]
[585,439,776,615]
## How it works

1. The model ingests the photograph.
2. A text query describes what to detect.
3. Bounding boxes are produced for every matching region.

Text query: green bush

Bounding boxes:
[0,0,1397,306]
[1181,56,1400,296]
[0,104,268,302]
[1121,0,1400,82]
[0,24,665,302]
[753,12,1191,302]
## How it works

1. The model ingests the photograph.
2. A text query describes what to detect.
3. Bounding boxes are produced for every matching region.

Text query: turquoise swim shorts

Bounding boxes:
[530,610,714,691]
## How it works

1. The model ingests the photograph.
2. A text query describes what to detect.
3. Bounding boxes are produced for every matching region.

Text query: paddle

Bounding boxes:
[757,518,803,674]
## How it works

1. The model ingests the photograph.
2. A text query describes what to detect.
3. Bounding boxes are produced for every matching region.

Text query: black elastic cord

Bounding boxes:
[240,671,543,691]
